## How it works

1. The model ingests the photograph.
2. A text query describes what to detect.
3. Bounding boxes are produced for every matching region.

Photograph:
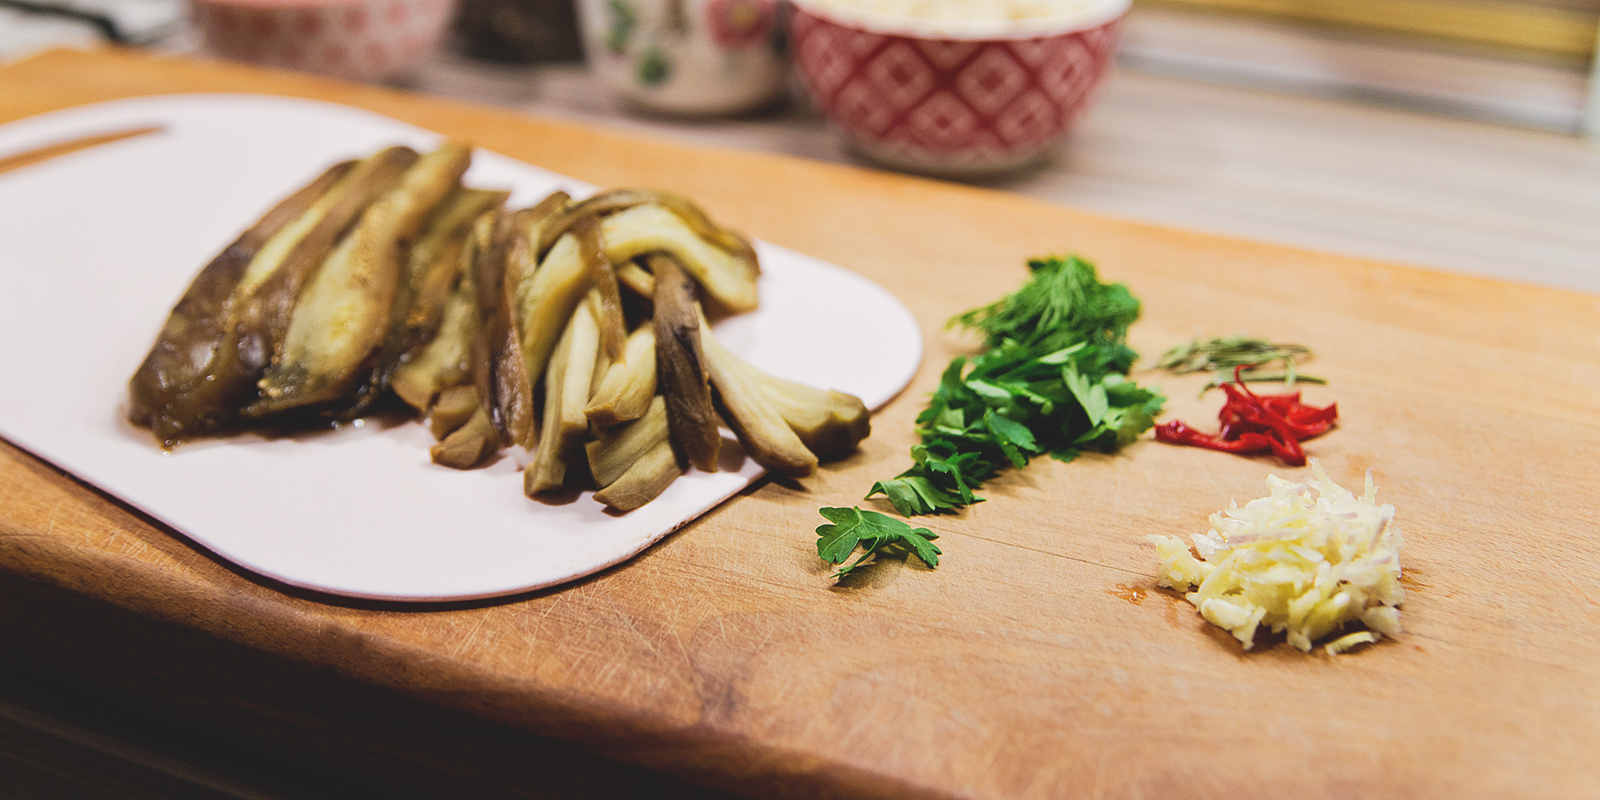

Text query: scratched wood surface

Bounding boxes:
[1,48,1598,800]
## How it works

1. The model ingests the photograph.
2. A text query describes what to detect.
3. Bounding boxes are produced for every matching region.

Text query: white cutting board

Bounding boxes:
[0,94,922,601]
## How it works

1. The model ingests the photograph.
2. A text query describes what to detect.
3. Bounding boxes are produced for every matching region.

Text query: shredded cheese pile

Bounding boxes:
[1149,460,1403,654]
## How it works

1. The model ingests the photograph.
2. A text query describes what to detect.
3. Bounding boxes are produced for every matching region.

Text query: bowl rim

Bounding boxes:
[785,0,1129,41]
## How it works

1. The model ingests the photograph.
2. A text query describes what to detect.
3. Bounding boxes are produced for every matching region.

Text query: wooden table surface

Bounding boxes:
[2,47,1599,800]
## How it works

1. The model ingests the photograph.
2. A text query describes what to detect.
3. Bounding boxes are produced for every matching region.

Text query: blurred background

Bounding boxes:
[3,0,1594,131]
[8,0,1595,298]
[1124,0,1600,133]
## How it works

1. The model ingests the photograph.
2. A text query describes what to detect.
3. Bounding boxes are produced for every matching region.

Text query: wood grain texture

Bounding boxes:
[2,47,1599,800]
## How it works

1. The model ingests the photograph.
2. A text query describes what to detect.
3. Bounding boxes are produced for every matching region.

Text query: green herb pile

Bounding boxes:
[817,255,1166,576]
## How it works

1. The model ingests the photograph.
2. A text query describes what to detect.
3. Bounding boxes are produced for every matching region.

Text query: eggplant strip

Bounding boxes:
[474,192,568,448]
[583,324,656,431]
[587,295,616,398]
[586,395,669,488]
[578,216,628,362]
[491,208,537,446]
[430,401,499,469]
[534,189,759,272]
[513,231,596,401]
[551,293,604,471]
[236,147,420,378]
[692,309,867,459]
[390,211,490,413]
[651,256,720,473]
[615,261,656,299]
[592,436,682,512]
[601,203,759,313]
[250,142,471,417]
[503,199,573,430]
[752,372,870,458]
[428,383,481,441]
[471,210,522,442]
[405,188,510,343]
[525,298,601,495]
[697,314,818,477]
[342,187,509,416]
[128,159,353,443]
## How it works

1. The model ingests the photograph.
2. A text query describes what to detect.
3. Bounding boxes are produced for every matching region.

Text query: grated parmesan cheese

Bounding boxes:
[1148,460,1404,654]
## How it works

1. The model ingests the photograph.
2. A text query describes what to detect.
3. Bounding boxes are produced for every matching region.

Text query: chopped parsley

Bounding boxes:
[867,255,1165,516]
[815,507,940,578]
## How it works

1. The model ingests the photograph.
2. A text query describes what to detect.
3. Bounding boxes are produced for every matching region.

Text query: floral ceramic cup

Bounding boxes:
[576,0,789,115]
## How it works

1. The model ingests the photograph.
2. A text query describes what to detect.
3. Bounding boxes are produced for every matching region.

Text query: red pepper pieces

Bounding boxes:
[1154,367,1337,466]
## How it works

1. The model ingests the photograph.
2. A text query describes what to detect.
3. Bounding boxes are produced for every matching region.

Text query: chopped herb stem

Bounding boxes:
[1159,335,1324,396]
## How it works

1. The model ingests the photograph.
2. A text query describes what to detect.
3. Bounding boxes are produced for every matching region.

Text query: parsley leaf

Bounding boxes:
[865,476,964,517]
[865,255,1166,517]
[816,507,941,578]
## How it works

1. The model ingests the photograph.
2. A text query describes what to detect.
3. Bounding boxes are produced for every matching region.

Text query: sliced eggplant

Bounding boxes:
[592,437,682,512]
[430,402,498,469]
[580,216,628,362]
[130,150,822,507]
[404,188,510,344]
[460,192,561,450]
[525,296,602,495]
[601,204,759,313]
[390,211,489,413]
[342,186,508,416]
[751,372,870,458]
[128,159,353,444]
[585,394,669,488]
[135,146,419,442]
[249,142,471,417]
[427,383,481,440]
[534,189,759,272]
[472,209,522,443]
[615,261,656,299]
[697,313,817,477]
[583,323,656,431]
[488,208,536,446]
[513,231,595,399]
[235,147,419,383]
[651,256,720,473]
[558,293,606,440]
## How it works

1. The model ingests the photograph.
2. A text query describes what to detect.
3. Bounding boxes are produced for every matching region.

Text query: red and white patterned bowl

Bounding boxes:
[191,0,456,83]
[788,0,1127,176]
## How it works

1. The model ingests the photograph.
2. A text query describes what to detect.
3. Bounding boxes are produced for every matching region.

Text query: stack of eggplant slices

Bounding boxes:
[128,142,871,511]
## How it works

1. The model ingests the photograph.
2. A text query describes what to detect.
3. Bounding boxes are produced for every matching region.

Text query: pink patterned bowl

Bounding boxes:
[787,0,1127,176]
[191,0,456,83]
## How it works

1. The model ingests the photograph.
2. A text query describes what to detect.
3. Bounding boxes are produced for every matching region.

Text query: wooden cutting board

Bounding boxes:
[1,48,1597,800]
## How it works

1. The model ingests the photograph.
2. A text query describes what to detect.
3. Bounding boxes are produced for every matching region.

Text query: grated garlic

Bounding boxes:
[1148,460,1403,653]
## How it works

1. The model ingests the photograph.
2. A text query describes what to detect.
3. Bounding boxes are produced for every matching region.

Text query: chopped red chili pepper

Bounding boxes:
[1154,366,1337,466]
